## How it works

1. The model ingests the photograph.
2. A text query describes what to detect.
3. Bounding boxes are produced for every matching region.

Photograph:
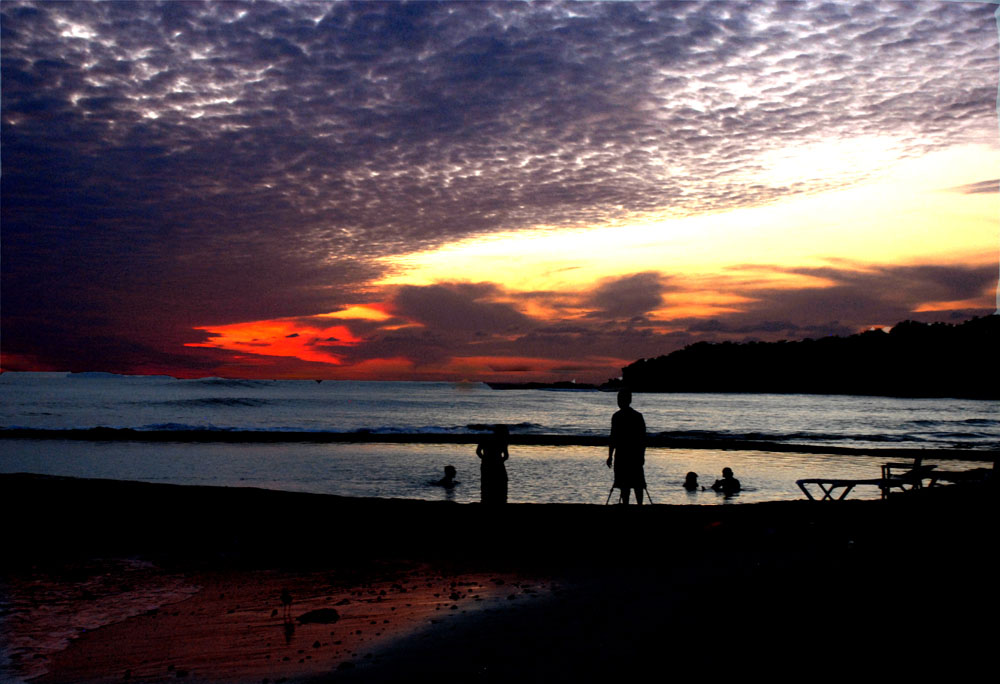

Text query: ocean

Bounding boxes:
[1,371,997,505]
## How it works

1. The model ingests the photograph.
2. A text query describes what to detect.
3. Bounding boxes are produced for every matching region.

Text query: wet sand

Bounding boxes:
[17,564,547,683]
[1,472,996,682]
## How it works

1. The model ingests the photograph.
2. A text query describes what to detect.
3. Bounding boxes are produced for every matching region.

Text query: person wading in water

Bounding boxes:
[477,424,509,504]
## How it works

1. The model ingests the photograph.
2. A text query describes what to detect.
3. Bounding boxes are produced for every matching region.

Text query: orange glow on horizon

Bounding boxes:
[914,298,994,313]
[319,304,395,321]
[188,319,362,365]
[653,290,759,320]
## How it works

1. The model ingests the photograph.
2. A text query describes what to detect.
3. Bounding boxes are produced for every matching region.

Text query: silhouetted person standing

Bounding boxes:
[477,424,509,504]
[607,390,646,504]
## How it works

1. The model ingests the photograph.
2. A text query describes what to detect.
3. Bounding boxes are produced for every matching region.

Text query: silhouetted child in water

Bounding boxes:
[477,424,509,504]
[683,471,700,491]
[433,465,458,488]
[711,467,741,496]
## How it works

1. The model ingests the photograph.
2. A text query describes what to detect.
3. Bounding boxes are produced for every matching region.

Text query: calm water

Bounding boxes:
[2,372,998,448]
[1,372,996,504]
[1,438,990,505]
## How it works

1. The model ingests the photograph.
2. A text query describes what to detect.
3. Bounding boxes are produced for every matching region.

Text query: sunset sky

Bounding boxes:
[2,0,998,382]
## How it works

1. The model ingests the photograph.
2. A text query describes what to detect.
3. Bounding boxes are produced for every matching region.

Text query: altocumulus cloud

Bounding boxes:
[1,1,997,376]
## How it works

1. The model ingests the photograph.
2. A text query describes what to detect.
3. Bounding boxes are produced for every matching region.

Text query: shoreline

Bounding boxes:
[2,473,995,682]
[2,428,997,461]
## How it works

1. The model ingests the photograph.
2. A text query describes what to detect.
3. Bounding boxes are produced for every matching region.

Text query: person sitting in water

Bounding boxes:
[432,465,458,488]
[683,471,700,491]
[711,467,741,495]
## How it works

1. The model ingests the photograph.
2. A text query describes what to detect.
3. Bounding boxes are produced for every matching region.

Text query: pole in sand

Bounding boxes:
[605,484,653,505]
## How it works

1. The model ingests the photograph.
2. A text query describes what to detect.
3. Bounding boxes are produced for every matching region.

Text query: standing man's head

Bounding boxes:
[617,389,632,409]
[722,467,734,478]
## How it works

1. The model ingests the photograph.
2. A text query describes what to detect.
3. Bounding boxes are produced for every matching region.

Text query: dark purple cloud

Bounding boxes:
[326,327,455,368]
[949,179,999,194]
[391,283,534,334]
[681,262,998,340]
[586,273,669,320]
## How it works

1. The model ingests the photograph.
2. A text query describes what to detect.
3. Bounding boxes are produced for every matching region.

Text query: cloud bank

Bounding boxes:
[2,1,997,378]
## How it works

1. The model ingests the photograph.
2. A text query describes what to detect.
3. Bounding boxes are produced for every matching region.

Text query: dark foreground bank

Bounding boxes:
[1,473,996,682]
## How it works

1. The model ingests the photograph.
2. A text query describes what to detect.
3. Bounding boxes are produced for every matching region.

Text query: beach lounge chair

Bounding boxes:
[880,458,936,495]
[796,457,939,502]
[923,465,994,488]
[795,477,885,501]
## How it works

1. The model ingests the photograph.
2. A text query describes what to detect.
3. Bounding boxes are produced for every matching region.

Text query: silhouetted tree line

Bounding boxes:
[619,315,999,399]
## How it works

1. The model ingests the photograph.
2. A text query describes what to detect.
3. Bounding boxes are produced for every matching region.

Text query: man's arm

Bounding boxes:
[638,413,646,465]
[608,412,618,468]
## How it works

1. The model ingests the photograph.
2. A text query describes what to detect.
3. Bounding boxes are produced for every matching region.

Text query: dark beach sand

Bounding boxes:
[2,471,996,683]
